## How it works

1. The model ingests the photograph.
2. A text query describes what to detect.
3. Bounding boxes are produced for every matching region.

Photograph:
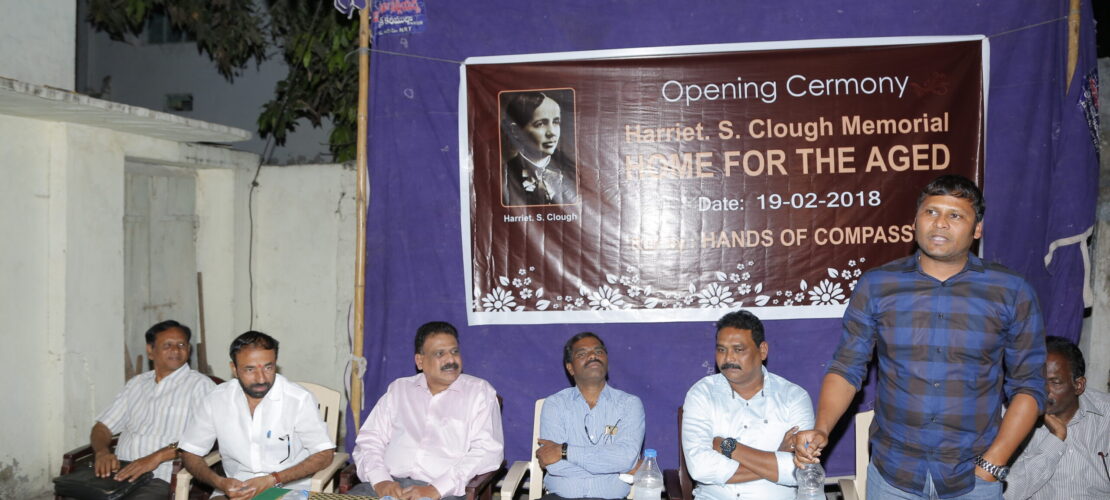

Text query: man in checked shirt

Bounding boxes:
[793,175,1047,499]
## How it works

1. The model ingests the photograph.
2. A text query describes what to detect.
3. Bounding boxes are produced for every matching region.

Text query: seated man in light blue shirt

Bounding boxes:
[535,332,646,500]
[682,310,814,500]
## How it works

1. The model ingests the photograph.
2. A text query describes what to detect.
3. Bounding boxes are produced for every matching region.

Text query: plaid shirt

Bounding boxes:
[828,252,1046,498]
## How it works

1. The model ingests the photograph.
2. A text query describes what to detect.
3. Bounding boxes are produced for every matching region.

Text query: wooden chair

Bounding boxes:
[663,407,692,500]
[837,410,874,500]
[500,398,640,500]
[173,381,349,498]
[338,396,505,500]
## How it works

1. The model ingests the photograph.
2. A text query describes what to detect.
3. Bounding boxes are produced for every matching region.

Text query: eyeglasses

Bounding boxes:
[278,434,291,463]
[157,342,188,351]
[584,416,620,445]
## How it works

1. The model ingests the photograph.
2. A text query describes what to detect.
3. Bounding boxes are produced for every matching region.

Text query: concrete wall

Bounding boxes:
[78,14,334,164]
[0,116,64,499]
[0,113,257,499]
[1084,58,1110,394]
[246,164,357,428]
[0,1,76,89]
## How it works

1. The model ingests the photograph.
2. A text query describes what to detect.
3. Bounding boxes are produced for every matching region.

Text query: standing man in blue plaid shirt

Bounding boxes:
[535,332,646,500]
[793,175,1047,499]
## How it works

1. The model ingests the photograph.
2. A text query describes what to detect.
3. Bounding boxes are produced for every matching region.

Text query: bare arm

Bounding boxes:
[712,437,783,482]
[792,373,857,466]
[977,393,1039,481]
[90,422,119,478]
[275,449,334,483]
[181,450,238,493]
[114,444,177,482]
[230,449,336,500]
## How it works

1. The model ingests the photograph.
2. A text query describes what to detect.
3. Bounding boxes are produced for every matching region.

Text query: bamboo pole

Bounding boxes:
[1066,0,1080,91]
[351,5,370,431]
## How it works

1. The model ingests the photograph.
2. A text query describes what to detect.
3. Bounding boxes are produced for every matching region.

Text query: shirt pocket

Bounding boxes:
[264,427,296,466]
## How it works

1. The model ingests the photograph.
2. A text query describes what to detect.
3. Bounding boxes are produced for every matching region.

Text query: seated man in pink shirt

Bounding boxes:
[350,321,504,500]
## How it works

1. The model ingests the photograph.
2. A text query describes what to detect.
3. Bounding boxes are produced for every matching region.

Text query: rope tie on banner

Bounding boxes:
[344,303,367,411]
[988,15,1067,39]
[363,48,463,65]
[1044,226,1094,308]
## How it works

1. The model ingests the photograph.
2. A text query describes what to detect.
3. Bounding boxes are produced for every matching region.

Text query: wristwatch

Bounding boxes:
[561,443,568,460]
[270,471,284,488]
[720,437,737,459]
[972,455,1009,481]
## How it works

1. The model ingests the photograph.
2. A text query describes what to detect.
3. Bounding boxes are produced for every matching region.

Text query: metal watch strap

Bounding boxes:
[973,455,1008,480]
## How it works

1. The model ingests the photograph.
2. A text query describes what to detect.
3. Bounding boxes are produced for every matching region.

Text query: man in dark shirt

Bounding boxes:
[793,175,1046,499]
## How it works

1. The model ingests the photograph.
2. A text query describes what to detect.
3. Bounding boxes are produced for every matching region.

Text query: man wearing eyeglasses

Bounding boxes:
[535,332,646,500]
[682,310,814,500]
[179,331,334,500]
[84,320,215,499]
[350,321,504,500]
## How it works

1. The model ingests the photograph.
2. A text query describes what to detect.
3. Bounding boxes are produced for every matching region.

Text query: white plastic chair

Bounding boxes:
[837,410,874,500]
[173,381,349,498]
[501,398,547,500]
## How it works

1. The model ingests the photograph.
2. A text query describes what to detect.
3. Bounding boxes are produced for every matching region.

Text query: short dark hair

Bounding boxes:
[563,332,606,365]
[715,310,765,346]
[145,320,192,345]
[229,331,279,365]
[917,174,985,223]
[415,321,459,354]
[1046,335,1085,379]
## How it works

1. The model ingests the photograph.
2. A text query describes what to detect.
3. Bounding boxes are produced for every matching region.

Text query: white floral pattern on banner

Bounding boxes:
[473,257,868,312]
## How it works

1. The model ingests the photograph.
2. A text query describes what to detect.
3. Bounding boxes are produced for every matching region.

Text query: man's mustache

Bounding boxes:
[585,358,603,367]
[720,363,742,371]
[440,362,460,371]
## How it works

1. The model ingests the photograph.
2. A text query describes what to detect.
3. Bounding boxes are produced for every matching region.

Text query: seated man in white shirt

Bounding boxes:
[179,331,334,500]
[681,310,814,500]
[86,320,216,500]
[1004,335,1110,499]
[350,321,504,500]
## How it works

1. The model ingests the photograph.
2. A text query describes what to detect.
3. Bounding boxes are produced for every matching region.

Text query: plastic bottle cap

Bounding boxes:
[644,449,657,458]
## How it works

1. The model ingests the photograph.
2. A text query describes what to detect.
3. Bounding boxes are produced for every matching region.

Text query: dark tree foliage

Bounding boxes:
[87,0,359,161]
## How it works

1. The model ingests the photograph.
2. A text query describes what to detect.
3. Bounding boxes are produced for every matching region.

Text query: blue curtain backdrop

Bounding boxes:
[352,0,1100,477]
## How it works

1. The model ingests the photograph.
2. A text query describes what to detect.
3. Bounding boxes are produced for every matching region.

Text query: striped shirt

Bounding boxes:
[1004,390,1110,499]
[98,364,215,481]
[828,252,1046,498]
[540,384,645,499]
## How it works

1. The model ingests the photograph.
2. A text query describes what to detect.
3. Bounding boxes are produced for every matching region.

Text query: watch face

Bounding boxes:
[996,467,1009,481]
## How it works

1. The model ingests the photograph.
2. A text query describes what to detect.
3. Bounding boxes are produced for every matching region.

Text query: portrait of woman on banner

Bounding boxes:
[500,89,579,207]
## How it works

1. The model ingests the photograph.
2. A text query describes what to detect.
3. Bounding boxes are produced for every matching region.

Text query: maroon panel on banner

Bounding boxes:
[462,37,984,325]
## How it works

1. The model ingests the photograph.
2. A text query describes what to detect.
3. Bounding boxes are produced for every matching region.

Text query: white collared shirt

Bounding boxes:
[98,364,215,481]
[179,374,333,491]
[682,368,814,500]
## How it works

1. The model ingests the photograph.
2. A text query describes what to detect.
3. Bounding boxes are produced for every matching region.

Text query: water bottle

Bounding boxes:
[633,449,664,500]
[279,490,309,500]
[794,462,825,500]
